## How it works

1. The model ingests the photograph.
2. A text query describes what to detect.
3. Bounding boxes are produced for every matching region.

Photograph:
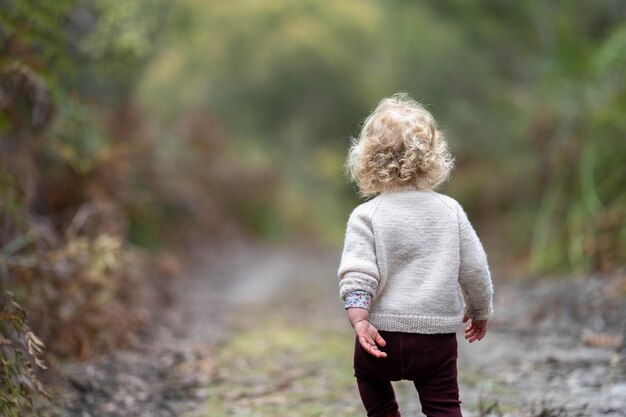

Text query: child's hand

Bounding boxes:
[463,314,488,343]
[353,320,387,358]
[347,307,387,358]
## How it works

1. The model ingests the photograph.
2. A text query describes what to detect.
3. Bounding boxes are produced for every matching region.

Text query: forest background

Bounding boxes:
[1,0,625,414]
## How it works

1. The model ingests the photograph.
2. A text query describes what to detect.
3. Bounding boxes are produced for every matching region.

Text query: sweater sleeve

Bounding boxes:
[338,207,380,301]
[456,203,494,321]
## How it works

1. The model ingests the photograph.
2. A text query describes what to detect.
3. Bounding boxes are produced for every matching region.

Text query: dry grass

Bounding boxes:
[191,311,363,417]
[0,291,49,417]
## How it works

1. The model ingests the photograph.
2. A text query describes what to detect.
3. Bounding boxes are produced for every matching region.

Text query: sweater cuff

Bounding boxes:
[339,272,379,299]
[344,290,372,310]
[464,305,493,321]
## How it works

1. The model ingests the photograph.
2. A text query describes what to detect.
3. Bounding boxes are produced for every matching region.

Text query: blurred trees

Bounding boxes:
[0,1,181,412]
[523,5,626,274]
[139,0,625,274]
[139,0,503,240]
[433,0,626,274]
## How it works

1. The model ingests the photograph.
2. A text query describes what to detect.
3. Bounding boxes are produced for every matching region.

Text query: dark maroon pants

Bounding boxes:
[353,331,462,417]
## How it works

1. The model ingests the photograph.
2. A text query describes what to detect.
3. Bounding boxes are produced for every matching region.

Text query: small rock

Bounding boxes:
[103,402,117,412]
[609,382,626,397]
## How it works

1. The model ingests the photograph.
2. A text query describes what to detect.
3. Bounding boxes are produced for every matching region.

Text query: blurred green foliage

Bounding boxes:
[1,0,179,411]
[0,0,624,303]
[138,0,625,273]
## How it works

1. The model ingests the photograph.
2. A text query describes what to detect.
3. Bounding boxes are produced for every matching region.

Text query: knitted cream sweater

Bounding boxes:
[338,188,494,334]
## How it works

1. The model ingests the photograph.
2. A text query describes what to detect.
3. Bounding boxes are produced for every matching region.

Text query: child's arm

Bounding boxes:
[456,203,494,342]
[338,207,386,357]
[338,208,380,299]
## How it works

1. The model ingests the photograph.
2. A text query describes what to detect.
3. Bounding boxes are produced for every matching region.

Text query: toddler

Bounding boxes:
[338,93,494,417]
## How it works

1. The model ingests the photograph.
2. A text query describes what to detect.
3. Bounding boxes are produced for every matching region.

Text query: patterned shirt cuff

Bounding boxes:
[344,290,372,310]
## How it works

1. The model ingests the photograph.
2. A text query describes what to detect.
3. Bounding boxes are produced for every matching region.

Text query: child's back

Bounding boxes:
[339,188,493,335]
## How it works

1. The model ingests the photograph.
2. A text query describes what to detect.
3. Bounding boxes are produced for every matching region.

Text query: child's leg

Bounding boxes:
[355,375,400,417]
[409,333,462,417]
[412,358,462,417]
[353,332,403,417]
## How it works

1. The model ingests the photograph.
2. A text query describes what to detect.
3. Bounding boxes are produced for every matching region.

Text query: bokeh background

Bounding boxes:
[1,1,625,416]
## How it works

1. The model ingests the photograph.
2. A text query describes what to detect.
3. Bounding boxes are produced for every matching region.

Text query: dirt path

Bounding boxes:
[45,242,625,417]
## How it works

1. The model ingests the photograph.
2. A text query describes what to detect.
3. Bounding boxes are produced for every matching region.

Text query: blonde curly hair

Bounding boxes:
[347,93,454,197]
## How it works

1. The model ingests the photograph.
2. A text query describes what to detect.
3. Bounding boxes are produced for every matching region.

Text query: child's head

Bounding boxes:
[347,93,454,197]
